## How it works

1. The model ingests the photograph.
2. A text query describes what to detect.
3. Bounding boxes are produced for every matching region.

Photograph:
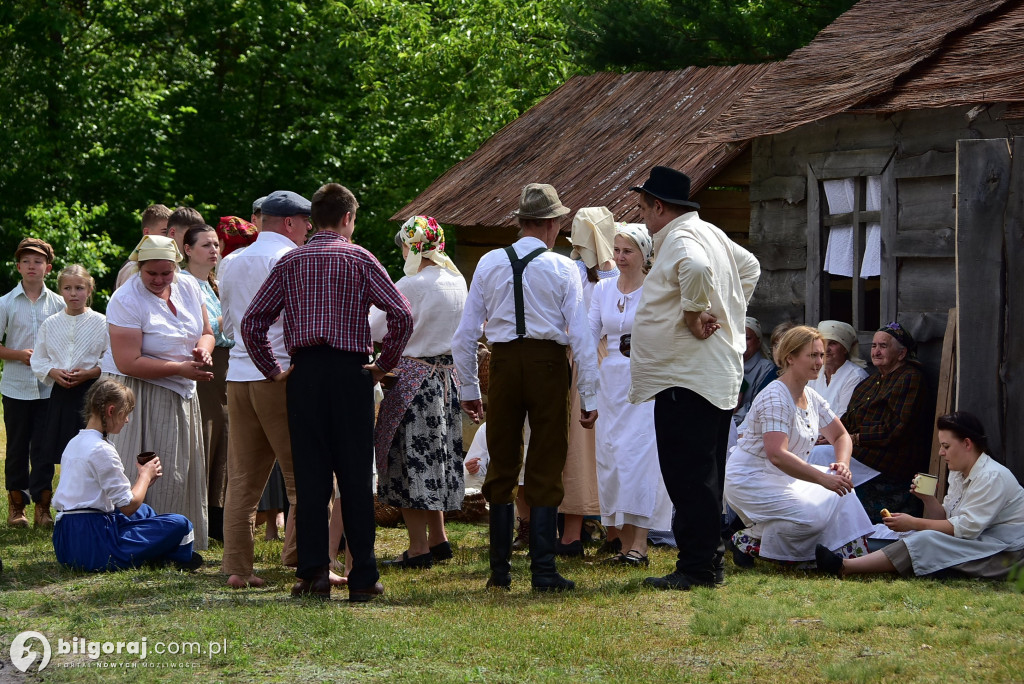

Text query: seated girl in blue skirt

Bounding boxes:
[52,379,202,572]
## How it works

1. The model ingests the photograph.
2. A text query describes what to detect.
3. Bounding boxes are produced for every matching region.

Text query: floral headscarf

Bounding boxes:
[400,215,460,277]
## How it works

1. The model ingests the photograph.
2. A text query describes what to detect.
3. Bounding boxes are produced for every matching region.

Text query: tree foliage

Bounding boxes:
[568,0,858,70]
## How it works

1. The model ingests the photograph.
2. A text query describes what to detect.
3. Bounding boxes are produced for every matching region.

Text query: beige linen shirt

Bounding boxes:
[628,211,760,409]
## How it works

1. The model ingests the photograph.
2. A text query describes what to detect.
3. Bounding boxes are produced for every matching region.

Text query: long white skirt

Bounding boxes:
[725,447,874,561]
[594,353,672,530]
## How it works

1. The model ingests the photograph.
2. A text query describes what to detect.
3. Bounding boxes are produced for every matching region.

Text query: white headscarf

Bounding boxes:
[817,319,867,368]
[569,207,616,268]
[399,216,460,277]
[745,317,772,359]
[614,222,653,270]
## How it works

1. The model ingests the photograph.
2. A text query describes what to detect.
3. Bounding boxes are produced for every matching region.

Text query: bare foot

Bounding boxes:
[227,574,265,588]
[328,570,348,586]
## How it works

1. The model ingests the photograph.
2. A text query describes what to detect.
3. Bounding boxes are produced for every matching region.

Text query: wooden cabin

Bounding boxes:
[701,0,1024,475]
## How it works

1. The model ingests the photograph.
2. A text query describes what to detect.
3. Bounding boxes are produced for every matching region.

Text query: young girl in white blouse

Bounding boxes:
[52,379,201,571]
[31,265,108,502]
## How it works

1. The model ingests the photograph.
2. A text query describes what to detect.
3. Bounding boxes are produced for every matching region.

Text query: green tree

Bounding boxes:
[568,0,858,70]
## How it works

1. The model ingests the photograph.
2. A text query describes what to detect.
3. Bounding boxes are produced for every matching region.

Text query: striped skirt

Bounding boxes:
[101,373,208,550]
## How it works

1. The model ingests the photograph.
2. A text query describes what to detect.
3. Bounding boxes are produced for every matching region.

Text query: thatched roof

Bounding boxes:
[392,64,775,228]
[700,0,1020,142]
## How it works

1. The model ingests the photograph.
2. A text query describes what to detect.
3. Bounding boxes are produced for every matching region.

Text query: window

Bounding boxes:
[820,176,881,331]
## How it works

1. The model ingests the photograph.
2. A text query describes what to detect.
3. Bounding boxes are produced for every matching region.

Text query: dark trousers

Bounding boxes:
[654,387,732,583]
[483,339,571,507]
[286,346,378,589]
[3,396,53,500]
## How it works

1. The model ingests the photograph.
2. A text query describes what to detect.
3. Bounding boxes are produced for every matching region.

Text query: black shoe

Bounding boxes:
[292,567,331,600]
[381,550,433,569]
[599,552,627,565]
[622,550,650,567]
[555,539,584,558]
[727,539,755,569]
[530,506,576,592]
[815,544,844,578]
[596,538,622,556]
[642,571,715,591]
[173,552,204,572]
[714,550,726,586]
[430,541,453,562]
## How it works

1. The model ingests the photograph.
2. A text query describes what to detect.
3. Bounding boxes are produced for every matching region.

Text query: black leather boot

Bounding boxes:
[530,506,575,592]
[487,503,515,589]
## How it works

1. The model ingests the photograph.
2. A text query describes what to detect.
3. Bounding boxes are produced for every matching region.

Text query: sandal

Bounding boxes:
[599,552,627,565]
[622,550,649,567]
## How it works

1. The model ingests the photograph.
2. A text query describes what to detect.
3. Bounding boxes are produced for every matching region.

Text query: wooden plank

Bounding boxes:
[823,210,880,226]
[897,258,957,312]
[749,175,806,203]
[880,160,899,324]
[955,138,1011,461]
[750,200,808,244]
[892,228,955,258]
[896,176,956,232]
[808,147,895,180]
[747,242,807,270]
[928,308,957,500]
[894,150,956,179]
[805,164,822,323]
[1003,137,1024,480]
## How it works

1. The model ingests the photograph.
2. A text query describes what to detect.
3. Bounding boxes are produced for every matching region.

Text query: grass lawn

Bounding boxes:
[2,420,1023,682]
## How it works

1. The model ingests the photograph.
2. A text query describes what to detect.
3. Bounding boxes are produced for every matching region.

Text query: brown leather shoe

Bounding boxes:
[348,581,384,603]
[34,490,53,528]
[7,491,28,528]
[291,568,331,601]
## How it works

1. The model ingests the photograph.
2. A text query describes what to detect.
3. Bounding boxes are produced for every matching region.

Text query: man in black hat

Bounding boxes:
[452,182,599,593]
[627,166,760,590]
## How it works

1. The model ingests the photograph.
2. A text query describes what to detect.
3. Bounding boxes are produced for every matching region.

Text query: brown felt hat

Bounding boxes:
[516,183,571,220]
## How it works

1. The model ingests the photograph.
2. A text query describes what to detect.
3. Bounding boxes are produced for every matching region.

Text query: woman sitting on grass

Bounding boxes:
[817,411,1024,579]
[51,379,202,572]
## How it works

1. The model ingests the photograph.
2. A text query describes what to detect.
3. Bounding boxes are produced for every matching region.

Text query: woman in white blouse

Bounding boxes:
[99,235,215,550]
[370,216,467,569]
[818,411,1024,579]
[588,223,671,566]
[724,326,875,565]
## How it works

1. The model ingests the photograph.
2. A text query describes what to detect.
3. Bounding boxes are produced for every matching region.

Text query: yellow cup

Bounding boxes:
[913,473,938,496]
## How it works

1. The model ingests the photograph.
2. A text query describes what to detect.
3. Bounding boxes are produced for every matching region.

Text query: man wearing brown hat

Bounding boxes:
[627,166,760,590]
[1,238,64,527]
[453,183,599,592]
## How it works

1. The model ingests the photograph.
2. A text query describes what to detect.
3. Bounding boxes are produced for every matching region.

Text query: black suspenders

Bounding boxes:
[504,246,548,338]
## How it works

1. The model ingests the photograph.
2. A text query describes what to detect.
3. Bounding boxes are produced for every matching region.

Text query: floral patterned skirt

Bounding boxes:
[731,529,870,570]
[377,355,465,511]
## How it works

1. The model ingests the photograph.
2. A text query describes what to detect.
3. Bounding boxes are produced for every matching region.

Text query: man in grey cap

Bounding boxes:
[218,189,312,589]
[452,182,599,593]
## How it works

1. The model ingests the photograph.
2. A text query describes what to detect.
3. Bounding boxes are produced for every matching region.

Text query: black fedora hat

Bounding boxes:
[630,166,700,209]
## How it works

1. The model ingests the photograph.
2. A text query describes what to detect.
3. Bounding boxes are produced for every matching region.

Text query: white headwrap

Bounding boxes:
[400,216,461,277]
[614,222,654,270]
[817,320,867,368]
[745,317,772,359]
[569,207,616,268]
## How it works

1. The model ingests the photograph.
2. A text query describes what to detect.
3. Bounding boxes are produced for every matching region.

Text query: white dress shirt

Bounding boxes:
[218,232,297,382]
[806,359,868,419]
[31,309,108,385]
[452,236,599,410]
[628,212,760,409]
[100,274,206,399]
[52,429,133,514]
[369,266,467,358]
[0,282,65,399]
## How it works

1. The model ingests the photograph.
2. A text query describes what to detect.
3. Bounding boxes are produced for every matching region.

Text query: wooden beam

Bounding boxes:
[808,147,895,180]
[955,138,1011,461]
[1003,137,1024,480]
[805,164,822,322]
[929,308,957,500]
[880,161,899,324]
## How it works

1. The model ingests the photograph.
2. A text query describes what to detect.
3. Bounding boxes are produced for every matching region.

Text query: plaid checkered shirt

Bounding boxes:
[843,362,931,481]
[241,231,412,378]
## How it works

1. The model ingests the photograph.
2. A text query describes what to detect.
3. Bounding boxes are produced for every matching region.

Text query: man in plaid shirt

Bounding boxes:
[842,322,931,523]
[242,183,413,603]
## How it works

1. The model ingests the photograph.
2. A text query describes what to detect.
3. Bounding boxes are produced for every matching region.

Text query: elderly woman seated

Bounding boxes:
[817,412,1024,579]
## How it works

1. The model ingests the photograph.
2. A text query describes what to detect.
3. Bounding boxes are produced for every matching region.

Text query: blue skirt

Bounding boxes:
[52,504,195,572]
